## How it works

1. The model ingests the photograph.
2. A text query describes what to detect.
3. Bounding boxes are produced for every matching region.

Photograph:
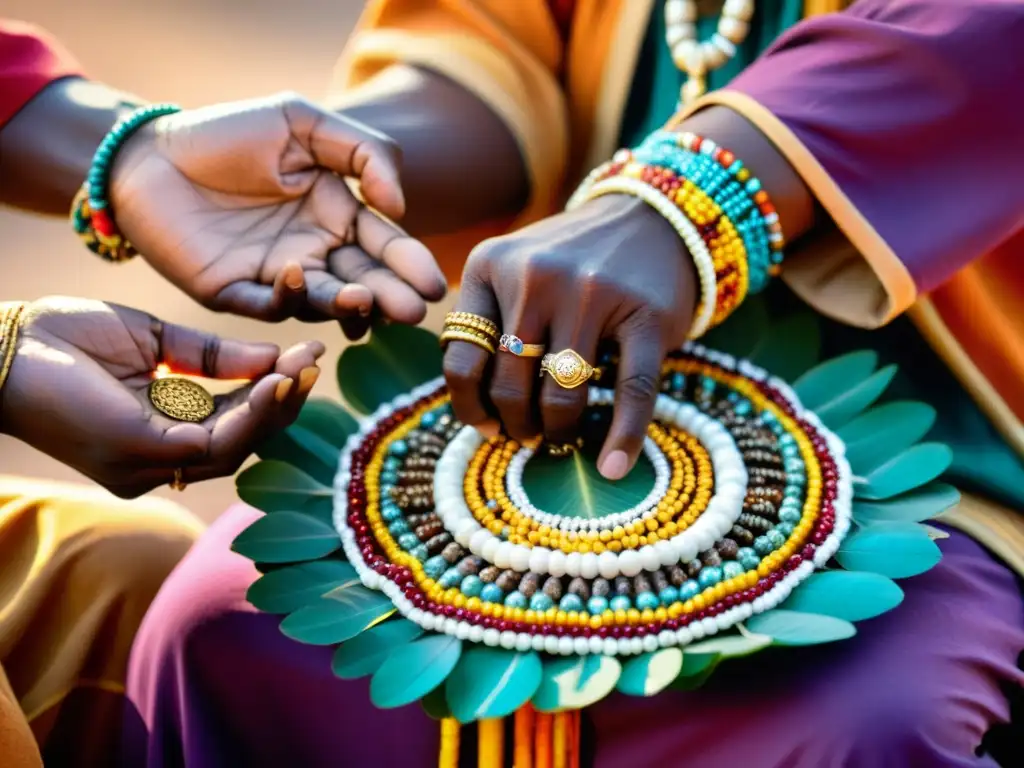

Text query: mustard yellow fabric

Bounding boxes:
[0,475,202,767]
[333,0,1024,575]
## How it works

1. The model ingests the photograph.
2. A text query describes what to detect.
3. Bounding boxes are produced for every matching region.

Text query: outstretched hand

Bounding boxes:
[443,194,698,479]
[0,297,323,498]
[110,92,447,337]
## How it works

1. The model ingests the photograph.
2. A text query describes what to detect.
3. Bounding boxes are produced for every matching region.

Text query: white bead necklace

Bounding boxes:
[665,0,756,104]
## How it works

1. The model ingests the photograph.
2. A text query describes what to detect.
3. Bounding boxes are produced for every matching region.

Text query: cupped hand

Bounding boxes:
[110,92,447,335]
[443,194,698,479]
[0,297,324,498]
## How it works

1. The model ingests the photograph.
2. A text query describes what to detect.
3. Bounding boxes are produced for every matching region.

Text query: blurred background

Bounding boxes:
[0,0,452,522]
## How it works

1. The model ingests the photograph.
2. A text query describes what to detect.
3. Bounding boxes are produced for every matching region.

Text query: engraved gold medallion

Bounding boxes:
[148,376,215,422]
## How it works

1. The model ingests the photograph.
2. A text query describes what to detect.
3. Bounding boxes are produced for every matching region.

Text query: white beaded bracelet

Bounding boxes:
[567,174,718,339]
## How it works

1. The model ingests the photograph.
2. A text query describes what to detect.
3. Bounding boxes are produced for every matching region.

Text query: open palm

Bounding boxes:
[109,93,446,332]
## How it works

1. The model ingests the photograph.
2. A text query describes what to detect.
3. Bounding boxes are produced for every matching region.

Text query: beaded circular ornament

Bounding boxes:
[234,321,956,727]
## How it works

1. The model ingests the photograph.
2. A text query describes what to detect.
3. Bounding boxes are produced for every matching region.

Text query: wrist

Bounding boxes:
[0,78,144,215]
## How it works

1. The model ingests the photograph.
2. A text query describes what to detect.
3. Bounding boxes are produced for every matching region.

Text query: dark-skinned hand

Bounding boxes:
[110,92,447,338]
[443,194,698,480]
[0,297,324,498]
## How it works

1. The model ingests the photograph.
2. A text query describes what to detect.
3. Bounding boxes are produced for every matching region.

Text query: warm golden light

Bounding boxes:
[155,364,172,378]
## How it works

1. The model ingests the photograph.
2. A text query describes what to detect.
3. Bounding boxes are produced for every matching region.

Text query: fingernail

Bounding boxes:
[599,450,629,481]
[285,272,304,291]
[358,304,371,318]
[274,377,295,403]
[297,366,320,394]
[476,420,500,440]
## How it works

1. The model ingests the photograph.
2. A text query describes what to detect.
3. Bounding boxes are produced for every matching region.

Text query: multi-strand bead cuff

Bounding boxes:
[0,302,28,398]
[71,103,181,263]
[566,129,785,336]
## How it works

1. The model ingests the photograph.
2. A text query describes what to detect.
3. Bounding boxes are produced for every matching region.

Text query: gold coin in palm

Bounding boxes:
[148,376,215,422]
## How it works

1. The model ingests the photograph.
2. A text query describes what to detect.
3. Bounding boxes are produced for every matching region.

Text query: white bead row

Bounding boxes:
[432,392,747,580]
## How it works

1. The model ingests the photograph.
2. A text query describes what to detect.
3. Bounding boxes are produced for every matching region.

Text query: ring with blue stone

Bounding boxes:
[498,334,546,358]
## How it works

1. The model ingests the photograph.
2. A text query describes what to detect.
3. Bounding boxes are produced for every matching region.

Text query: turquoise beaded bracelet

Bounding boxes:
[71,103,181,262]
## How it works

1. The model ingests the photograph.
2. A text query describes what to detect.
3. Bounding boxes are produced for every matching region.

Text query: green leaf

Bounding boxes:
[279,580,394,645]
[521,448,655,520]
[236,461,334,521]
[700,294,771,359]
[781,571,904,622]
[744,610,856,646]
[815,365,897,430]
[295,398,360,447]
[421,686,453,720]
[255,424,338,485]
[616,648,683,696]
[853,482,960,525]
[838,402,937,475]
[668,652,720,691]
[748,311,822,384]
[860,443,953,500]
[338,324,442,415]
[792,351,878,410]
[532,655,621,713]
[836,522,942,579]
[331,619,424,679]
[246,560,356,613]
[446,649,543,722]
[231,511,340,563]
[370,634,463,709]
[685,632,772,659]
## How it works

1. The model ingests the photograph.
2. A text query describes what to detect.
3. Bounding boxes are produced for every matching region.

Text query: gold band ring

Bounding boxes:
[444,312,498,339]
[170,468,187,492]
[440,329,496,355]
[498,334,546,358]
[539,349,597,390]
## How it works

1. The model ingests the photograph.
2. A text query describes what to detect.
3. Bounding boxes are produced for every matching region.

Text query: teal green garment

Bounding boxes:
[618,1,1024,511]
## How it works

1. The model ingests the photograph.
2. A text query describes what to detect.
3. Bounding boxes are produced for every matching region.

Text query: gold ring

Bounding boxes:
[170,468,187,492]
[440,329,496,355]
[149,376,215,422]
[498,334,546,358]
[444,312,498,339]
[539,349,597,390]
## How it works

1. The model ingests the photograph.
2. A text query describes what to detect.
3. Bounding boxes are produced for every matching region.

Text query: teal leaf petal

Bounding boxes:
[836,522,942,579]
[860,443,953,500]
[792,351,879,410]
[616,648,683,696]
[669,652,720,691]
[815,365,897,430]
[338,324,442,415]
[246,560,357,614]
[781,571,904,622]
[685,632,772,659]
[295,398,360,448]
[522,449,655,521]
[446,648,543,722]
[370,634,463,709]
[280,580,394,645]
[231,511,340,563]
[532,655,621,713]
[255,424,338,485]
[838,402,937,475]
[853,482,960,525]
[744,610,856,646]
[748,311,822,384]
[236,460,334,522]
[421,686,453,720]
[331,619,424,680]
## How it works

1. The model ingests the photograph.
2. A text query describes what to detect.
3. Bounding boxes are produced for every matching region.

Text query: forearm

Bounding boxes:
[327,65,529,236]
[0,77,140,215]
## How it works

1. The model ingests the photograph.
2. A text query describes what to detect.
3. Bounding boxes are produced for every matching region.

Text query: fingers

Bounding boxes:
[285,98,405,220]
[302,270,373,319]
[154,321,280,380]
[442,273,500,435]
[354,208,446,301]
[598,319,664,480]
[539,312,601,446]
[328,246,428,325]
[489,301,549,442]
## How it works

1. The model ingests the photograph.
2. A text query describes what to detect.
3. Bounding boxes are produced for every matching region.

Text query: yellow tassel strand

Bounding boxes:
[439,718,461,768]
[514,705,536,768]
[534,712,554,768]
[478,718,505,768]
[803,0,849,16]
[552,713,571,768]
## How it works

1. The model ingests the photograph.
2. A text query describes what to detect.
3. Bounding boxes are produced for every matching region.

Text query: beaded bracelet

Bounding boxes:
[71,103,181,262]
[0,302,28,397]
[568,174,719,338]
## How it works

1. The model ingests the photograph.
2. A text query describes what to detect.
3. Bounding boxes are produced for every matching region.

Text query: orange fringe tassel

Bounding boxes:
[440,707,582,767]
[534,712,554,768]
[439,717,460,768]
[514,705,536,768]
[803,0,849,16]
[479,718,505,768]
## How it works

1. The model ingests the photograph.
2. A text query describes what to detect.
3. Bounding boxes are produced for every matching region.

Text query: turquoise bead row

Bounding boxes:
[86,103,181,210]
